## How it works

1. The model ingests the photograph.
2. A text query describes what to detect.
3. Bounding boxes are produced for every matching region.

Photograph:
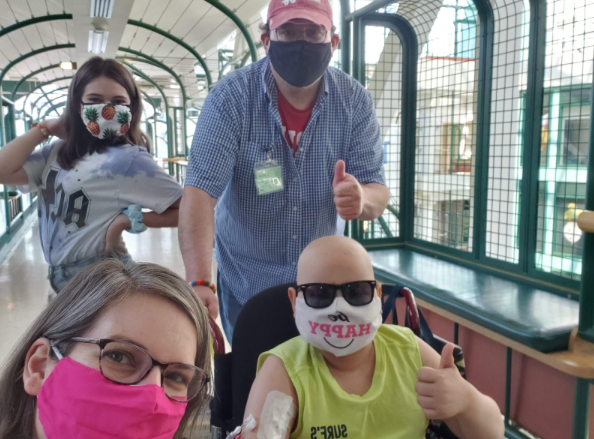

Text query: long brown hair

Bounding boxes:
[57,57,150,170]
[0,259,212,439]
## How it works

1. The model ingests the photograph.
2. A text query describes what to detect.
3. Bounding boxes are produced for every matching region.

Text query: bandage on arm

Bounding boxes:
[242,355,298,439]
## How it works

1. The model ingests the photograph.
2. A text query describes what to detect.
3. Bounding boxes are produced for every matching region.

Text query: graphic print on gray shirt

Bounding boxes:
[21,142,183,266]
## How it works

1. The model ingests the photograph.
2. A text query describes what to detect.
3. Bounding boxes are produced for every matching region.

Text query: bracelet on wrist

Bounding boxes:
[122,204,147,234]
[38,122,50,140]
[191,280,217,294]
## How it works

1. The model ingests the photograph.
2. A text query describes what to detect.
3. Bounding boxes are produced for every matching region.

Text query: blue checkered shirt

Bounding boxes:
[186,58,385,304]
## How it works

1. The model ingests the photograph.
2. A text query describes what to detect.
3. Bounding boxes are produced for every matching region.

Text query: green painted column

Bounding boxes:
[338,0,351,74]
[138,90,159,148]
[578,86,594,341]
[119,61,174,173]
[116,50,189,155]
[37,88,69,118]
[25,77,74,117]
[571,379,591,439]
[127,20,213,89]
[202,0,258,63]
[0,14,72,39]
[9,64,62,102]
[42,102,66,120]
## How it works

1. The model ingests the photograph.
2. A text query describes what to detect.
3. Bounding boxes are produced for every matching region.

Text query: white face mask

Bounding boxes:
[81,103,132,140]
[295,295,382,357]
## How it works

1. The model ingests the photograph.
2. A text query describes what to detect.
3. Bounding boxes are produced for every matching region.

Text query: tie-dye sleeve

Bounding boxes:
[118,148,183,214]
[20,142,58,193]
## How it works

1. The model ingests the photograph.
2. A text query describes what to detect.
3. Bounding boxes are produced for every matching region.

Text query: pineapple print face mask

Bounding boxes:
[81,103,132,140]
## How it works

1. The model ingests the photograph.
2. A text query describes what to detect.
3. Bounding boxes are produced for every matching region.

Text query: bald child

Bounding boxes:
[242,236,504,439]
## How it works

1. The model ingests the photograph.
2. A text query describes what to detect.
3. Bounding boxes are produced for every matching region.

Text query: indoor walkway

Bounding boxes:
[0,221,222,365]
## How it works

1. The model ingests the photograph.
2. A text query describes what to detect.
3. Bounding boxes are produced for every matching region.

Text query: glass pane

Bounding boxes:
[560,105,590,166]
[414,0,479,251]
[0,192,6,238]
[534,0,594,280]
[485,0,530,264]
[362,25,402,239]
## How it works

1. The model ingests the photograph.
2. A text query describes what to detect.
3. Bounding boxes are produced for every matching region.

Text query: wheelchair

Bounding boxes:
[209,283,465,439]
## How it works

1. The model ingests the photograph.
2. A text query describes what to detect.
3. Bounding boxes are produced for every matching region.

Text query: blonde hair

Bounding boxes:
[0,259,212,439]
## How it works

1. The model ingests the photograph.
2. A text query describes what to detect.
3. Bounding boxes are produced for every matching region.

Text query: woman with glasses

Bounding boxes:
[0,259,212,439]
[0,57,182,293]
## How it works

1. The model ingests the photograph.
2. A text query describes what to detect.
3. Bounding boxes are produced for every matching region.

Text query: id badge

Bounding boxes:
[254,159,284,195]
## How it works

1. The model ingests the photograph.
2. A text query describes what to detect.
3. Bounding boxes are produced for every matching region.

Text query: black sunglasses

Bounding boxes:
[296,281,377,309]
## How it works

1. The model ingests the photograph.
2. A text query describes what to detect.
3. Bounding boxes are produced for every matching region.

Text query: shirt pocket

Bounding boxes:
[230,141,287,217]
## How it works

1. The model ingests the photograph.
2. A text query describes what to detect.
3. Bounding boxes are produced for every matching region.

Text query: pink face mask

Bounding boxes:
[37,357,187,439]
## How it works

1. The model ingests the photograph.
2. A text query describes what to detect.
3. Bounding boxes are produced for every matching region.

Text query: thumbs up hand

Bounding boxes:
[414,343,471,420]
[333,160,364,220]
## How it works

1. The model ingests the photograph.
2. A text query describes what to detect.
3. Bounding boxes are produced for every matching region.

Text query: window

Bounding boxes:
[554,196,585,257]
[438,198,471,249]
[414,0,479,251]
[357,0,594,290]
[560,106,590,166]
[442,123,473,173]
[536,181,586,280]
[362,25,403,239]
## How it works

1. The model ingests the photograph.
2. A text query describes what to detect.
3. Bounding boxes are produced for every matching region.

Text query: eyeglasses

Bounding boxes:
[50,337,209,402]
[296,281,377,309]
[273,26,329,44]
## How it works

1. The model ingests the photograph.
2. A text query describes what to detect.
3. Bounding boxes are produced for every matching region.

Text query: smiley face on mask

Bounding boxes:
[294,283,382,356]
[289,237,383,357]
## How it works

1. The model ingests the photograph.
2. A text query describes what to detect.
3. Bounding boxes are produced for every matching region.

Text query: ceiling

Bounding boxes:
[0,0,269,113]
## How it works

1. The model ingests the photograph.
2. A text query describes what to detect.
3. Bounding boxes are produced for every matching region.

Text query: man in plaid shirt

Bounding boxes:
[179,0,389,341]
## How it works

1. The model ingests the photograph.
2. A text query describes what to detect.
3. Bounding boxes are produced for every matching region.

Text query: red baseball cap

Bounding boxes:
[267,0,333,31]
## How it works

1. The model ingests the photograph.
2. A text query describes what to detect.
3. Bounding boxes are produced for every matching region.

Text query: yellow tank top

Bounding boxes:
[257,325,428,439]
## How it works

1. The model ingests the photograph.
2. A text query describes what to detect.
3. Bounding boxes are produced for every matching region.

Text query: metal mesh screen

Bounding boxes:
[363,25,403,239]
[485,0,529,263]
[413,0,479,251]
[534,0,594,280]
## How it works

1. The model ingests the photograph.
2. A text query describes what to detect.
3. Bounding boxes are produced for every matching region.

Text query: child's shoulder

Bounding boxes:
[258,336,315,375]
[377,324,419,349]
[105,144,148,157]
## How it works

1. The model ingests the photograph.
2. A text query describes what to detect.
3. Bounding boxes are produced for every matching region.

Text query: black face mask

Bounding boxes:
[268,40,332,88]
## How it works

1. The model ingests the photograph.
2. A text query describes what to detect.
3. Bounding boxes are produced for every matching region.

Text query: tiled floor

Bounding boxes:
[0,223,49,366]
[0,221,225,366]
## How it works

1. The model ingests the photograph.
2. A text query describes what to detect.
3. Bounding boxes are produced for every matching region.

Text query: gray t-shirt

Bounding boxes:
[21,142,183,266]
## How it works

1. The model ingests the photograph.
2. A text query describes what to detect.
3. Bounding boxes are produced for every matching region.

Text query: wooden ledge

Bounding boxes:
[417,298,594,379]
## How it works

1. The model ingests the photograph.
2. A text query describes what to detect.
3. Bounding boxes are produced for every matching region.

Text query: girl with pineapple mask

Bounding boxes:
[0,57,183,294]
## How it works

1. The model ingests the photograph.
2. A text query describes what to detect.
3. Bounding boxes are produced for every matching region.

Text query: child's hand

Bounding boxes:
[415,343,473,420]
[104,214,131,254]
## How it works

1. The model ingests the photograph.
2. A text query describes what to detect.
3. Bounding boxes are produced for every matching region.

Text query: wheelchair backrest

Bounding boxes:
[230,282,298,426]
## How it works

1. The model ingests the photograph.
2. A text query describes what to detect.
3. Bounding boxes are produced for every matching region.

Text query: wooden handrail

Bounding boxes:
[416,298,594,379]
